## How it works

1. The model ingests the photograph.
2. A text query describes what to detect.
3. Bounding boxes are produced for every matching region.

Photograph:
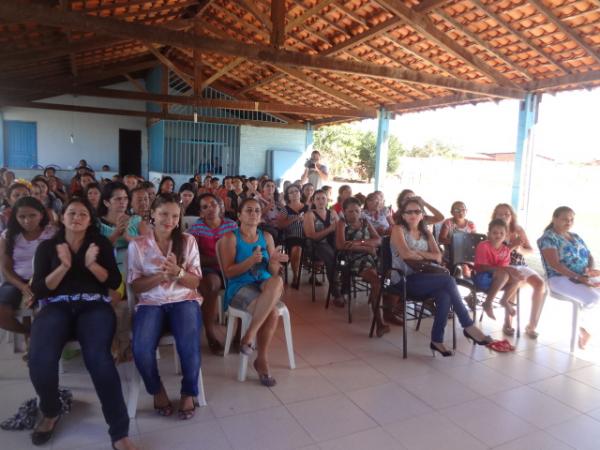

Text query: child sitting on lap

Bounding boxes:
[474,219,525,335]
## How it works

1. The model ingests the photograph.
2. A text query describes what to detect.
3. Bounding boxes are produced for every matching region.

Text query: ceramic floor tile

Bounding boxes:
[287,394,377,442]
[384,411,487,450]
[137,419,232,450]
[318,427,405,450]
[346,383,432,426]
[565,365,600,390]
[489,385,580,428]
[518,346,592,374]
[440,397,538,447]
[546,415,600,450]
[269,367,339,404]
[316,359,389,392]
[397,370,481,409]
[530,375,600,413]
[219,405,314,450]
[438,362,522,396]
[481,354,558,384]
[205,377,281,418]
[492,430,574,450]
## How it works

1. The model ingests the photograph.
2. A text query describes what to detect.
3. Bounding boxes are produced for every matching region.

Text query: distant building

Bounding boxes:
[464,152,555,162]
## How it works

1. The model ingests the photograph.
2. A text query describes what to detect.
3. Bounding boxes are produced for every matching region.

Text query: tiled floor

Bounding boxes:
[1,283,600,450]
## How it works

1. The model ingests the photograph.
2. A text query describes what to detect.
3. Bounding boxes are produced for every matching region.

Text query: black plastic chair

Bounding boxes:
[449,232,521,338]
[371,236,455,358]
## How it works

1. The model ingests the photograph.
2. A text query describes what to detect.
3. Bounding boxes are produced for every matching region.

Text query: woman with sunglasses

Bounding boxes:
[389,198,492,356]
[188,193,238,355]
[278,184,308,289]
[396,189,443,225]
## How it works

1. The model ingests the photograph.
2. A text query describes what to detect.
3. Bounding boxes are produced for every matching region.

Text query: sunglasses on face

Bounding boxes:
[453,208,467,213]
[403,209,423,215]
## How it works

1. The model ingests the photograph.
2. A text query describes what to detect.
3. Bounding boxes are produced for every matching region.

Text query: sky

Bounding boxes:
[357,87,600,163]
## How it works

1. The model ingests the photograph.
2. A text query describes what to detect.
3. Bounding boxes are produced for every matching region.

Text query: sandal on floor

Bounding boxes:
[153,390,173,417]
[487,339,515,353]
[253,360,277,387]
[525,326,539,339]
[240,343,256,356]
[502,325,515,336]
[178,397,196,420]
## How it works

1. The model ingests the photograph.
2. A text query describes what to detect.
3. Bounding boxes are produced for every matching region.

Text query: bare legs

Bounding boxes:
[0,305,30,334]
[199,272,223,348]
[482,269,521,322]
[289,245,302,286]
[525,274,546,335]
[360,268,388,336]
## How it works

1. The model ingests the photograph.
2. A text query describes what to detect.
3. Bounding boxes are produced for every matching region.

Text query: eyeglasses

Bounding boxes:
[403,209,423,215]
[453,208,467,213]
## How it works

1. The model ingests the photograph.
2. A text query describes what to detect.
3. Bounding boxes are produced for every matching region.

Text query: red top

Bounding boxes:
[474,240,510,271]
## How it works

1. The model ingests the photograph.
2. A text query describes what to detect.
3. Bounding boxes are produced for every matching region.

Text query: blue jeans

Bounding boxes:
[28,301,129,442]
[405,273,474,342]
[132,301,202,397]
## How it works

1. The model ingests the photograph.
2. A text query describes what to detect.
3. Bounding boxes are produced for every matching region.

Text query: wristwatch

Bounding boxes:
[176,267,185,279]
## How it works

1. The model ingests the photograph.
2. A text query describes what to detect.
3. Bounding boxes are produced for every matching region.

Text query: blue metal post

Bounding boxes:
[511,93,540,218]
[374,107,391,190]
[305,121,314,153]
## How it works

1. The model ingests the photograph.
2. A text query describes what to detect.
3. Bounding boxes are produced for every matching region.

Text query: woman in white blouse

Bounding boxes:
[127,193,202,421]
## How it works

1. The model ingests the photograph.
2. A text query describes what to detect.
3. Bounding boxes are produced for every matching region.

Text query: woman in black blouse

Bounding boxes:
[29,198,136,450]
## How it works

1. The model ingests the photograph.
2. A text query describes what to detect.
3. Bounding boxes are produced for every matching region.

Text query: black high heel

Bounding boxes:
[430,342,453,357]
[463,329,493,346]
[31,415,61,446]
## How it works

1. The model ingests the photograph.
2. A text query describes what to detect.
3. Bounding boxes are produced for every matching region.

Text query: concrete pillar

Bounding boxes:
[511,93,541,223]
[374,107,391,190]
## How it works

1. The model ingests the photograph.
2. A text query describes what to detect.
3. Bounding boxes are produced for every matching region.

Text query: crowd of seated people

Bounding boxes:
[2,161,600,449]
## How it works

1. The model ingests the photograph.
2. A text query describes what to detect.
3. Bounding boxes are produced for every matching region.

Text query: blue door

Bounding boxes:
[4,121,37,168]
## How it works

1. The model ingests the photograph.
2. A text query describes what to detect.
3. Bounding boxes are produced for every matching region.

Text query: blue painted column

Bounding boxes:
[511,93,540,219]
[0,111,4,167]
[374,107,391,190]
[305,121,314,153]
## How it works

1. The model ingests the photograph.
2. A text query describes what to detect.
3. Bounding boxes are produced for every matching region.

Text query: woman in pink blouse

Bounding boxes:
[127,193,202,421]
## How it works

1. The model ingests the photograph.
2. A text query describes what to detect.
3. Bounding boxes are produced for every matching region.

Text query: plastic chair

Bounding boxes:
[215,239,296,382]
[123,254,207,418]
[537,238,582,353]
[449,232,521,338]
[182,216,198,232]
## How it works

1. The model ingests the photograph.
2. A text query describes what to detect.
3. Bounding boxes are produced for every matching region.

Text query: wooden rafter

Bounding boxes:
[270,0,286,48]
[375,0,517,87]
[386,92,483,112]
[146,44,194,86]
[524,69,600,91]
[201,57,245,89]
[527,0,600,66]
[0,2,525,99]
[237,0,272,31]
[286,0,337,33]
[413,0,451,13]
[468,0,571,74]
[433,9,533,80]
[235,72,285,95]
[123,73,146,93]
[0,99,305,128]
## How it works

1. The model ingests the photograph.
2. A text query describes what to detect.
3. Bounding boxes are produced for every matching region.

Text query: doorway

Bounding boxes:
[119,129,142,176]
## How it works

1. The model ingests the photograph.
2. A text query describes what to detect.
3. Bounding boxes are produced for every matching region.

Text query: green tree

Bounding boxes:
[407,139,460,158]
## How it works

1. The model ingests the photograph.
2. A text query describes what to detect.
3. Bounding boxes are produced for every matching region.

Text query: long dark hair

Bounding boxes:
[158,176,176,194]
[546,206,574,231]
[4,183,31,207]
[491,203,518,233]
[4,196,50,258]
[55,197,100,243]
[97,181,129,217]
[396,189,414,211]
[151,193,184,265]
[395,198,429,238]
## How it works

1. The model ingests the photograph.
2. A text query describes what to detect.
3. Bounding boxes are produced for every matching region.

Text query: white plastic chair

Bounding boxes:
[182,216,198,232]
[215,239,296,382]
[123,253,207,418]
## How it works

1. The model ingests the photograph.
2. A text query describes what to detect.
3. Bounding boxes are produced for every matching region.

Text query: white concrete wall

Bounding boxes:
[2,81,149,176]
[239,125,307,178]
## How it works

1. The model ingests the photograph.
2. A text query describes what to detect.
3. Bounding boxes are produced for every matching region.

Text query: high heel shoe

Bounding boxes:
[31,415,61,446]
[463,328,493,346]
[430,342,453,357]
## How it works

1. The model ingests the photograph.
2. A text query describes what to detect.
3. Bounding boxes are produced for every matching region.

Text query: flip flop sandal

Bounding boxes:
[253,360,277,387]
[487,339,515,353]
[153,400,173,417]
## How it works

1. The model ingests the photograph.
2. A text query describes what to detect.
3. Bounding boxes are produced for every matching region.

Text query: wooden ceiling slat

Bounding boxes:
[286,0,338,32]
[236,0,272,32]
[270,0,286,48]
[414,0,452,13]
[375,0,518,86]
[201,57,245,89]
[146,44,194,85]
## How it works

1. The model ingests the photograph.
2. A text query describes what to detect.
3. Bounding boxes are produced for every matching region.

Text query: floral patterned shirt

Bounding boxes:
[538,229,590,278]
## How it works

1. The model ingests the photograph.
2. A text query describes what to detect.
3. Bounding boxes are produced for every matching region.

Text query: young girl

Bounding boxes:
[492,203,546,338]
[0,183,31,233]
[0,197,55,333]
[85,182,103,215]
[332,185,352,215]
[474,219,525,335]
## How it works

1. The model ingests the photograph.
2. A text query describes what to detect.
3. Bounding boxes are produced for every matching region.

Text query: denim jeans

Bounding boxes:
[28,301,129,442]
[405,273,474,343]
[132,300,202,397]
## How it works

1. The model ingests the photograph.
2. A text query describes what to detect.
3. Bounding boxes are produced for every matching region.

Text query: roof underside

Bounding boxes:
[0,0,599,127]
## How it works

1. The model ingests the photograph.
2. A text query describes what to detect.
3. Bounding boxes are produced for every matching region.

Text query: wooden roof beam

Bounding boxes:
[524,69,600,91]
[0,2,525,99]
[375,0,518,87]
[468,0,571,74]
[270,0,286,49]
[528,0,600,66]
[433,9,533,80]
[0,99,305,128]
[386,92,484,112]
[237,0,272,32]
[414,0,452,13]
[201,57,245,89]
[146,44,194,86]
[286,0,337,33]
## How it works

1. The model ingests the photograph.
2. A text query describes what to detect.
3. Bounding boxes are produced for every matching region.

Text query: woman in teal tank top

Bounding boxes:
[220,198,288,387]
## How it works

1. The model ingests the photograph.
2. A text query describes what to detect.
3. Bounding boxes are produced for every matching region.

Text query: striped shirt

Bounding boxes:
[280,204,308,239]
[188,218,238,270]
